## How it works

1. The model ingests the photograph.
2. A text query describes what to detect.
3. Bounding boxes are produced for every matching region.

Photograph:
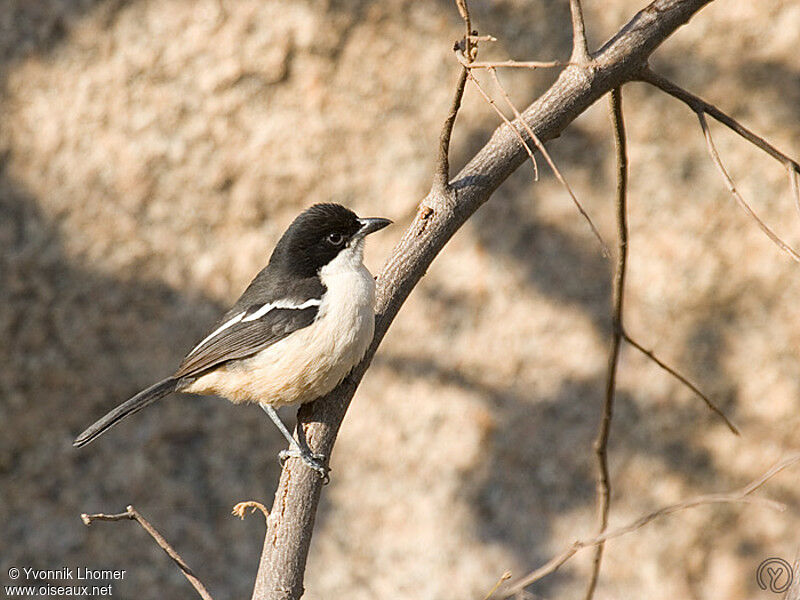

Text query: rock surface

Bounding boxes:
[2,1,799,599]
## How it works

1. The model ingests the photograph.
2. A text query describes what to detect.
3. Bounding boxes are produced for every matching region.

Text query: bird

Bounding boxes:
[74,203,392,479]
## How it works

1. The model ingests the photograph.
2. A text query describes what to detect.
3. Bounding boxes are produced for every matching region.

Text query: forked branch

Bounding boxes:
[252,2,728,598]
[640,68,800,263]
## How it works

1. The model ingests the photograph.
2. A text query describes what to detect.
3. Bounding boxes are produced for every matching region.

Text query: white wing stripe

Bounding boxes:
[187,298,322,358]
[241,297,322,322]
[186,311,246,357]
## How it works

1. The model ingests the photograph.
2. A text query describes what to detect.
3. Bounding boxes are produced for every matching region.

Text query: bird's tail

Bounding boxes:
[73,377,179,448]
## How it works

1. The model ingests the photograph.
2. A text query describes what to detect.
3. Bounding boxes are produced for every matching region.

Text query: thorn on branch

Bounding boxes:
[81,505,214,600]
[569,0,592,64]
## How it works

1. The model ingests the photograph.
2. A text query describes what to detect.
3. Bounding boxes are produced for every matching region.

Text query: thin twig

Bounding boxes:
[455,0,472,61]
[487,65,609,255]
[622,331,739,434]
[465,67,539,180]
[584,86,628,600]
[483,571,513,600]
[697,112,800,263]
[497,454,800,597]
[432,0,473,193]
[81,505,213,600]
[465,59,568,69]
[433,68,469,192]
[639,68,800,175]
[640,68,800,245]
[569,0,592,64]
[790,166,800,219]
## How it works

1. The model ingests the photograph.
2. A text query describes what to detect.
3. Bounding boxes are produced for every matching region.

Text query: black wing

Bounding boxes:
[174,303,319,378]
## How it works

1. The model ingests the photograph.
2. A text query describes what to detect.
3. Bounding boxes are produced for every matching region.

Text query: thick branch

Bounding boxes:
[252,2,714,598]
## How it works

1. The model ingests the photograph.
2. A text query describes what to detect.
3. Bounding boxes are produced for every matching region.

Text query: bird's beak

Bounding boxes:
[356,217,392,238]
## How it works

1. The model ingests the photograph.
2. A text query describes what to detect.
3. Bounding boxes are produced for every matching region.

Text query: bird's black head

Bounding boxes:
[269,203,391,277]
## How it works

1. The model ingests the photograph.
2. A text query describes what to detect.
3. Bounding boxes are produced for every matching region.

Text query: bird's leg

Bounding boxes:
[260,403,329,481]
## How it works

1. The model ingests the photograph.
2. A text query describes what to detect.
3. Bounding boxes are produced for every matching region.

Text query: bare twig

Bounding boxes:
[81,505,213,600]
[697,112,800,263]
[432,0,473,193]
[465,68,539,180]
[484,571,513,600]
[498,454,800,597]
[790,166,800,219]
[487,65,609,255]
[252,2,719,598]
[639,68,800,175]
[640,68,800,255]
[569,0,592,64]
[584,86,628,600]
[622,331,739,434]
[433,68,469,193]
[455,0,472,60]
[466,59,568,69]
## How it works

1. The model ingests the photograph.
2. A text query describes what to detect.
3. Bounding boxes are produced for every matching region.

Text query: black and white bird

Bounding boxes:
[74,203,392,478]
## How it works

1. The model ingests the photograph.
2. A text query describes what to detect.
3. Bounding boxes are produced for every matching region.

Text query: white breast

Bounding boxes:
[185,240,376,406]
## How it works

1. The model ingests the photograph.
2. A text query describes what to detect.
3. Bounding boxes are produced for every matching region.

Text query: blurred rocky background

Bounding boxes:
[2,1,799,598]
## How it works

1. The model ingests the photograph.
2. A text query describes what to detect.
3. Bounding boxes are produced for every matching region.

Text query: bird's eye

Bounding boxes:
[326,232,345,246]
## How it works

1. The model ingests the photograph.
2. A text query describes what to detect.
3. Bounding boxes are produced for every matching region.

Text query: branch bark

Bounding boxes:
[251,1,714,598]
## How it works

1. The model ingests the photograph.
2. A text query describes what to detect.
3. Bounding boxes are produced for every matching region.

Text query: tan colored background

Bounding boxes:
[2,1,799,599]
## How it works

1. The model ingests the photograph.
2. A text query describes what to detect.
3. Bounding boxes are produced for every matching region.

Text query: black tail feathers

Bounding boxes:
[73,377,179,448]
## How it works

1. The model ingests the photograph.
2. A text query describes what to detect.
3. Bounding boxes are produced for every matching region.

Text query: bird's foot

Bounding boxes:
[279,448,330,483]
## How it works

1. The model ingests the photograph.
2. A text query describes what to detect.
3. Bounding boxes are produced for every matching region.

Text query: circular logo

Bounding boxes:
[756,557,794,594]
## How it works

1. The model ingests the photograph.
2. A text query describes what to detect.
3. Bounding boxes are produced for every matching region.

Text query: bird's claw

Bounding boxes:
[278,448,330,483]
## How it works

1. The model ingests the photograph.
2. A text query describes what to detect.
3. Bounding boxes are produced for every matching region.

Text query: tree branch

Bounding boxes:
[639,68,800,262]
[498,453,800,598]
[251,2,715,598]
[697,112,800,263]
[584,86,628,600]
[81,505,213,600]
[622,331,739,434]
[638,68,800,174]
